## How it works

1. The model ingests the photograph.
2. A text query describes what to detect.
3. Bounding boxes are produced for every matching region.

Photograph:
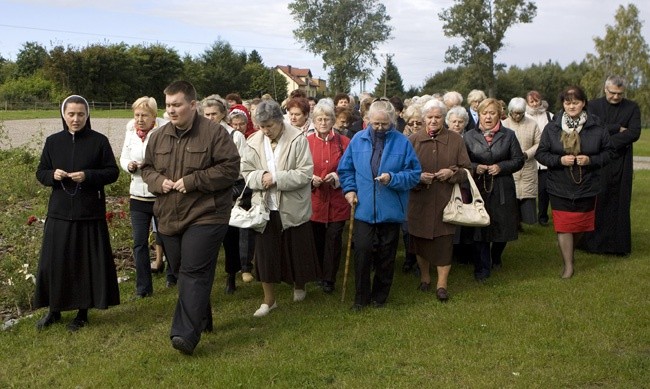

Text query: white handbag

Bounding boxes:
[228,176,270,233]
[442,168,491,227]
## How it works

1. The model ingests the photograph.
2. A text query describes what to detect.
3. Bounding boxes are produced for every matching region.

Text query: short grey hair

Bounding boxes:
[467,89,487,104]
[367,99,396,125]
[201,94,229,115]
[446,106,469,125]
[443,91,463,107]
[605,75,626,88]
[422,99,448,117]
[312,102,336,122]
[253,99,284,124]
[508,97,527,113]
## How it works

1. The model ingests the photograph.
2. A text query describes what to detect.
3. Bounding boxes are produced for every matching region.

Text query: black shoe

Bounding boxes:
[436,287,449,302]
[418,282,431,292]
[322,281,335,294]
[131,292,152,301]
[36,311,61,330]
[371,301,385,309]
[171,336,194,355]
[350,303,365,312]
[492,263,502,270]
[539,219,549,226]
[166,281,177,288]
[67,318,87,332]
[225,274,236,294]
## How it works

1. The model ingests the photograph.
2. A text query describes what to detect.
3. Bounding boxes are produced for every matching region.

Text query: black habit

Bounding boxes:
[579,97,641,255]
[34,123,120,311]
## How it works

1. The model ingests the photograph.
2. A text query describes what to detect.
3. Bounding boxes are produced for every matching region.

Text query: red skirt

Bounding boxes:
[550,195,596,233]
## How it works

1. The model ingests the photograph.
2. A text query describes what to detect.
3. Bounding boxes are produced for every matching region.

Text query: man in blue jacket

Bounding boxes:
[338,99,421,311]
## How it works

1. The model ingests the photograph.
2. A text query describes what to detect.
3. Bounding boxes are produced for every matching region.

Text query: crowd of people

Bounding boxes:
[32,75,641,355]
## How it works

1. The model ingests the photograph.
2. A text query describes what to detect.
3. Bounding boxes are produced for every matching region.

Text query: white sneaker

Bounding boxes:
[253,302,277,317]
[242,272,254,283]
[293,289,306,302]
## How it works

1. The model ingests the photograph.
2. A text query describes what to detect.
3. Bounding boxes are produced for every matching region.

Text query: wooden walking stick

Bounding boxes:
[341,201,356,303]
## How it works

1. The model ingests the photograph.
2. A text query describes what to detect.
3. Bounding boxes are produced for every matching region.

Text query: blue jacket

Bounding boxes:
[338,126,421,224]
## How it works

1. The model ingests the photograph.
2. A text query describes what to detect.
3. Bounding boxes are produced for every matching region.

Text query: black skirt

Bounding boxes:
[255,211,320,285]
[33,218,120,311]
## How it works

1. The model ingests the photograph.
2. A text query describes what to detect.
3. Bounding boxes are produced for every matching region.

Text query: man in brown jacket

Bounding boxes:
[142,81,240,355]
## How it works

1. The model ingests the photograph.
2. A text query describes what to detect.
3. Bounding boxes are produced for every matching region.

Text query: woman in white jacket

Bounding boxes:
[120,96,168,298]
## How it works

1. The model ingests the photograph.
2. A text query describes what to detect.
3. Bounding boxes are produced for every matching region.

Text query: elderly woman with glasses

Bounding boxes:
[338,99,421,311]
[200,95,248,293]
[241,100,320,317]
[402,105,424,136]
[503,97,542,227]
[307,102,351,294]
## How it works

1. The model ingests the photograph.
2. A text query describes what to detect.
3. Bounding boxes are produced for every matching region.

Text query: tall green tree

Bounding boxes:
[127,44,183,103]
[15,42,48,77]
[439,0,537,97]
[582,4,650,123]
[195,40,248,97]
[289,0,392,94]
[240,62,287,101]
[372,55,405,98]
[248,50,264,64]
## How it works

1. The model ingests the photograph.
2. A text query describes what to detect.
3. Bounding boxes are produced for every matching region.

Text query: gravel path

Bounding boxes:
[2,118,650,169]
[1,118,130,155]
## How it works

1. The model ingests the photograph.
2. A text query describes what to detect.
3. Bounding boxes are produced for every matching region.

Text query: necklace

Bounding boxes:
[60,181,81,196]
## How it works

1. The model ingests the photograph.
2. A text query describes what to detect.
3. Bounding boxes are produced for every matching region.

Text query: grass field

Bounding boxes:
[0,162,648,387]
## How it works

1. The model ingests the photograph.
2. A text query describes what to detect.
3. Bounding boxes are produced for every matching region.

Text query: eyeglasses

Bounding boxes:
[315,117,332,123]
[373,97,390,103]
[407,121,423,127]
[605,89,624,96]
[510,111,525,115]
[370,122,391,129]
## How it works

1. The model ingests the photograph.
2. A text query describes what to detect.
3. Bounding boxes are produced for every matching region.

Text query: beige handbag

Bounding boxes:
[228,177,269,233]
[442,169,490,227]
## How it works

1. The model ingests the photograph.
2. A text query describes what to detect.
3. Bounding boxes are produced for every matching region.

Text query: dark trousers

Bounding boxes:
[353,220,400,306]
[401,221,417,269]
[538,169,549,222]
[312,221,345,284]
[222,226,242,275]
[159,223,228,348]
[238,228,255,273]
[474,241,507,279]
[130,199,154,296]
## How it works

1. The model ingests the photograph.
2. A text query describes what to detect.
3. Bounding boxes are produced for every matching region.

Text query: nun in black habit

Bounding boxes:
[34,95,120,331]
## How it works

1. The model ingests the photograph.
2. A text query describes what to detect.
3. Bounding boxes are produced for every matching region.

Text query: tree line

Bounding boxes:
[0,40,287,106]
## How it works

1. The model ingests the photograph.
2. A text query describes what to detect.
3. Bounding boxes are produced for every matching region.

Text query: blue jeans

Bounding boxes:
[130,199,155,296]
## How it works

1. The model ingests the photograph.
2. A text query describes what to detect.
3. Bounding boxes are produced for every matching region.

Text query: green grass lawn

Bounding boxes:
[1,171,649,387]
[634,128,650,156]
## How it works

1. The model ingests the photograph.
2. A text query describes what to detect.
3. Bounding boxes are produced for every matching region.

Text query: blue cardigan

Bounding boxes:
[338,127,421,224]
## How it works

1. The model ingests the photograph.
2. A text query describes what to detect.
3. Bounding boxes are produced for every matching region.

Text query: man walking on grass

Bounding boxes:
[141,80,239,355]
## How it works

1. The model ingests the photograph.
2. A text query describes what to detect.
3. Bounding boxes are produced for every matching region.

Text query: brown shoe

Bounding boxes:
[418,282,431,292]
[436,287,449,302]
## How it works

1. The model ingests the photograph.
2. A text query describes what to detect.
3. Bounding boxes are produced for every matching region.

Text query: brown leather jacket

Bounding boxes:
[141,113,240,235]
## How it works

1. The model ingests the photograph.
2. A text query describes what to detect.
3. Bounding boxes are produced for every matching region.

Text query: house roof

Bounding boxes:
[276,65,320,88]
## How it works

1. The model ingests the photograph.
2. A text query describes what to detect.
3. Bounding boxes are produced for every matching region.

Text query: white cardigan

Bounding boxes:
[119,117,168,198]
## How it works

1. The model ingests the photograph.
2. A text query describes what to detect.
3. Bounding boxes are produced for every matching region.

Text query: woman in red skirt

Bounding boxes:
[535,86,612,278]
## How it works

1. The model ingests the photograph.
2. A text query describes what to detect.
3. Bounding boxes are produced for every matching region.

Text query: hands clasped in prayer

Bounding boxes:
[53,169,85,183]
[162,178,187,193]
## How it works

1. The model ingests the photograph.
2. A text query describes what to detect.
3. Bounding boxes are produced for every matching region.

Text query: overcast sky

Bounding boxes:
[1,0,648,94]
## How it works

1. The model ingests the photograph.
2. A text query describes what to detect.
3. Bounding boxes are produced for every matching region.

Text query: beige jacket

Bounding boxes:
[242,121,314,230]
[503,115,541,199]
